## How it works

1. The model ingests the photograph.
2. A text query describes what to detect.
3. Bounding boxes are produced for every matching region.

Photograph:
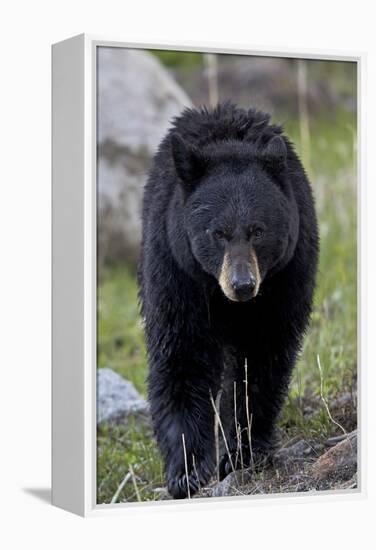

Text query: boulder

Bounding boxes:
[310,431,357,485]
[208,469,252,498]
[97,367,149,425]
[273,439,324,465]
[97,47,192,269]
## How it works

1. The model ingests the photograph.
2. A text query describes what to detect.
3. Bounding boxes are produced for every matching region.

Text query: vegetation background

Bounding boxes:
[97,51,357,504]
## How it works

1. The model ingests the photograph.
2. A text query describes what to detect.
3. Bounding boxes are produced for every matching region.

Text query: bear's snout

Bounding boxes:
[230,263,256,301]
[219,251,260,302]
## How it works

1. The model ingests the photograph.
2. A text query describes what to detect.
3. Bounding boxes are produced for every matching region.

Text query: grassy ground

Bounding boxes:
[97,110,357,504]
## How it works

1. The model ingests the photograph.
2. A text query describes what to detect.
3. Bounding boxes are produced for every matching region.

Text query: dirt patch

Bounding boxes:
[200,430,357,498]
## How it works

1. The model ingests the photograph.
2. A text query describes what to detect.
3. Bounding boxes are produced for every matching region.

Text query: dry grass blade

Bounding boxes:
[204,53,219,107]
[233,381,244,483]
[110,471,132,504]
[316,354,350,445]
[214,389,223,482]
[210,390,236,476]
[129,464,141,502]
[192,454,201,493]
[244,359,254,469]
[181,433,191,499]
[296,58,311,174]
[237,423,244,484]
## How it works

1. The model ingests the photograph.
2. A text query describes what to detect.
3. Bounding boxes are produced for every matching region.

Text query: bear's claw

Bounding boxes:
[168,471,201,499]
[168,458,215,499]
[219,445,273,481]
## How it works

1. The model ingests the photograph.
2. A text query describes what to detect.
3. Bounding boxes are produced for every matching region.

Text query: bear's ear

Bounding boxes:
[264,135,287,160]
[259,135,287,172]
[171,133,208,187]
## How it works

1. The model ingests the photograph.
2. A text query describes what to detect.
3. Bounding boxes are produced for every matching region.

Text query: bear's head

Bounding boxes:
[171,132,300,303]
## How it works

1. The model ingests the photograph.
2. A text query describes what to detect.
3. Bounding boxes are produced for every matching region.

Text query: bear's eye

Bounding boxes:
[253,227,265,239]
[213,229,229,240]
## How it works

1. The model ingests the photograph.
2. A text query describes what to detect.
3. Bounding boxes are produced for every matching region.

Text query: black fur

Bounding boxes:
[138,102,319,499]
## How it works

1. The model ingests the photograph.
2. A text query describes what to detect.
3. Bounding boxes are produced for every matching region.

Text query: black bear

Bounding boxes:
[139,102,319,499]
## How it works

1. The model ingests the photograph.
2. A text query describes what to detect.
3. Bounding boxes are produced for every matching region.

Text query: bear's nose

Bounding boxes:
[231,272,256,293]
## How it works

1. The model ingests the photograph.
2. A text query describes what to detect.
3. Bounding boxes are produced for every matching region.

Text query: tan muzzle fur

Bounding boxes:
[219,248,261,302]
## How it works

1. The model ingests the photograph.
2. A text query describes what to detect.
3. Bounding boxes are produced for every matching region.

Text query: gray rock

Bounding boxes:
[330,392,354,410]
[152,487,170,500]
[97,368,149,425]
[325,429,357,447]
[310,431,357,485]
[274,440,319,464]
[97,47,192,268]
[208,469,252,498]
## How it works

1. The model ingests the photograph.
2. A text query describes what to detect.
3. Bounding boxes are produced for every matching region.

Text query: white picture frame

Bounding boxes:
[52,33,365,517]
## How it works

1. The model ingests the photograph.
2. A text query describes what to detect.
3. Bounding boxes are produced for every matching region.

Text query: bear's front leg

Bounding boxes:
[148,348,222,499]
[140,249,223,497]
[219,353,292,480]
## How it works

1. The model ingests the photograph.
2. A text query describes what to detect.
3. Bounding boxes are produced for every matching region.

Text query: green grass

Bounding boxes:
[97,268,147,394]
[97,110,357,503]
[97,420,164,504]
[280,110,357,438]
